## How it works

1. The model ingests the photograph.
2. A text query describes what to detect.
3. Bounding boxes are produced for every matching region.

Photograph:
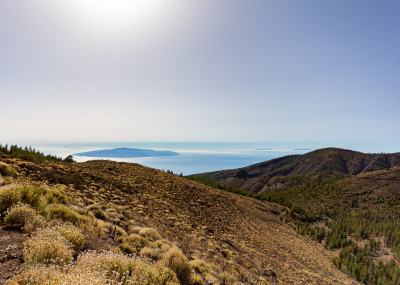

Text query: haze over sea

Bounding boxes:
[30,142,400,176]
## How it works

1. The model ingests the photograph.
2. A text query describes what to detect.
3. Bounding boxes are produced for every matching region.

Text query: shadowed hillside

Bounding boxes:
[193,148,400,193]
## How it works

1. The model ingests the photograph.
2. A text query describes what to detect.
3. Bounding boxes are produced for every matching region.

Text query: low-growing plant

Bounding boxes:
[10,265,105,284]
[54,223,85,251]
[22,215,46,235]
[117,234,149,252]
[87,205,106,220]
[0,162,15,176]
[219,271,238,284]
[45,188,70,205]
[0,186,47,216]
[119,243,137,254]
[140,246,163,260]
[162,246,192,285]
[4,203,36,227]
[139,227,162,240]
[76,250,180,284]
[190,274,205,285]
[0,188,22,214]
[47,203,82,225]
[189,259,211,275]
[9,266,66,285]
[23,228,74,266]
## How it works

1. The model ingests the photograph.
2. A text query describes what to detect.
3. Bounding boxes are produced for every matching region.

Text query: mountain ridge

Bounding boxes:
[193,147,400,193]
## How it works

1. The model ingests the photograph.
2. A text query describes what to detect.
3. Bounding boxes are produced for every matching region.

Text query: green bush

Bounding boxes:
[47,204,83,225]
[45,188,70,205]
[4,203,36,227]
[0,186,47,216]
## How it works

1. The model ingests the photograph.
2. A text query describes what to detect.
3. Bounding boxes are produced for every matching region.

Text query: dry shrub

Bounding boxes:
[0,162,16,176]
[76,250,180,284]
[189,259,212,275]
[110,224,127,236]
[4,203,36,227]
[139,227,162,240]
[104,244,123,254]
[10,265,106,285]
[9,266,65,285]
[129,225,142,234]
[140,246,163,260]
[117,234,149,251]
[23,228,74,266]
[205,273,220,285]
[45,188,70,205]
[87,205,106,220]
[219,271,238,285]
[47,204,104,240]
[119,243,137,254]
[22,215,46,235]
[54,223,85,251]
[162,246,192,285]
[190,274,205,285]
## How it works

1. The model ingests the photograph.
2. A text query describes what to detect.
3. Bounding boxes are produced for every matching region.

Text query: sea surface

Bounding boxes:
[30,142,400,176]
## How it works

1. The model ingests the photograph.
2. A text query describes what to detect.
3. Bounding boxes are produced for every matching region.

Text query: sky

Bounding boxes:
[1,0,399,146]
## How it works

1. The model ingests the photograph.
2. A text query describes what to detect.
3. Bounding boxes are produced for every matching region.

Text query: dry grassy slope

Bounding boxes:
[0,157,359,284]
[70,160,357,285]
[195,148,400,193]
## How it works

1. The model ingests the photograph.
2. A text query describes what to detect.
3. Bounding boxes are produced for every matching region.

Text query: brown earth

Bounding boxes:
[0,227,26,284]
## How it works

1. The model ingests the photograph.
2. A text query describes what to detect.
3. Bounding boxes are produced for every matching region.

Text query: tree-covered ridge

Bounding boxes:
[0,143,63,162]
[195,167,400,284]
[195,148,400,193]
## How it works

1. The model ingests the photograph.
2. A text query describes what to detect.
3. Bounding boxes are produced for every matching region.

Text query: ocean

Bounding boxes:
[30,142,400,176]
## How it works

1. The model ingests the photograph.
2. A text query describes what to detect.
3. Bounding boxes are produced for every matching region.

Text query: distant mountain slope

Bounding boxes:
[193,148,400,193]
[74,147,179,158]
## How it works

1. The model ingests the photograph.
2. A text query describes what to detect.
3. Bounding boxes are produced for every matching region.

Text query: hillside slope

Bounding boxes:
[0,155,357,284]
[194,148,400,193]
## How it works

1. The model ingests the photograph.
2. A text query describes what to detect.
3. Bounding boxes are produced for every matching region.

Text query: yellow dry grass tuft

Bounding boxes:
[189,259,212,275]
[139,227,162,240]
[161,246,192,285]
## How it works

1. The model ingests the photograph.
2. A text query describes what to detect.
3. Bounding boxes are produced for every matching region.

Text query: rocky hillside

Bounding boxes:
[0,153,358,284]
[193,148,400,193]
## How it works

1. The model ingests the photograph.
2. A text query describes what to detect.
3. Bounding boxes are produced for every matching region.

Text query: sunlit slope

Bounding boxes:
[0,155,359,284]
[69,160,359,284]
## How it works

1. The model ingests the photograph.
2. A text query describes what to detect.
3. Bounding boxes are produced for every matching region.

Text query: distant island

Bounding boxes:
[293,148,312,151]
[74,147,179,158]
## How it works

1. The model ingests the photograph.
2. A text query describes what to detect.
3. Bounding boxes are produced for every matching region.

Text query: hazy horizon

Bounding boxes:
[1,1,399,145]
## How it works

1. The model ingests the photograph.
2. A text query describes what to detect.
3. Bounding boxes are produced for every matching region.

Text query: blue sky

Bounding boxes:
[1,1,399,146]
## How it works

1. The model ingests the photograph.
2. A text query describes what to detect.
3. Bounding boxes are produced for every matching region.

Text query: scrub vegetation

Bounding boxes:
[3,145,400,284]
